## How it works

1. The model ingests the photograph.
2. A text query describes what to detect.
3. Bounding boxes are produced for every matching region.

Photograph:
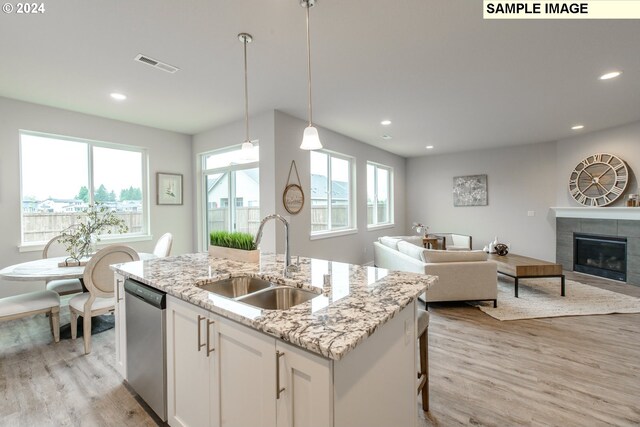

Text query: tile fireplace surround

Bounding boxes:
[556,216,640,286]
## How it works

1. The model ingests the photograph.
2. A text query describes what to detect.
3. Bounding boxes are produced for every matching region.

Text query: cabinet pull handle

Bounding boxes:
[116,279,123,302]
[206,319,215,356]
[197,315,206,352]
[276,350,285,399]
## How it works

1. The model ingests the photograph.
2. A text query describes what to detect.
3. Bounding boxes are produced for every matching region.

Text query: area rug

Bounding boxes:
[470,278,640,321]
[59,314,115,340]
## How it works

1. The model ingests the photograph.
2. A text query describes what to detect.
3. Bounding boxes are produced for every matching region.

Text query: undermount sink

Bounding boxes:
[237,286,319,310]
[199,276,273,298]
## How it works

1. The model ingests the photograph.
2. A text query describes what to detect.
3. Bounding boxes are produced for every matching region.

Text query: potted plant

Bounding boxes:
[208,230,260,263]
[58,203,129,264]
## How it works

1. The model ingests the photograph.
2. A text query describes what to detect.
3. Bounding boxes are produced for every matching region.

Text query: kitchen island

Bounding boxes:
[113,252,436,427]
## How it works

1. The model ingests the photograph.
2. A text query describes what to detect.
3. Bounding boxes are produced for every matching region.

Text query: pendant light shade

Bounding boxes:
[238,33,255,155]
[300,125,321,150]
[299,0,323,150]
[241,141,254,152]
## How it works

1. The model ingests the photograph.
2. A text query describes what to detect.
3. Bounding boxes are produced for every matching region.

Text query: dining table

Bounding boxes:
[0,252,156,339]
[0,253,155,283]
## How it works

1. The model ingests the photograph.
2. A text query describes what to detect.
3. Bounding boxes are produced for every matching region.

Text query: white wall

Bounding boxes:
[274,111,407,265]
[407,142,558,261]
[406,119,640,262]
[555,121,640,206]
[193,110,407,265]
[0,97,193,297]
[192,111,277,253]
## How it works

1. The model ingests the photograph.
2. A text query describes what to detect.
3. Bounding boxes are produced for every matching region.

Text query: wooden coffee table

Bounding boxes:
[488,253,565,298]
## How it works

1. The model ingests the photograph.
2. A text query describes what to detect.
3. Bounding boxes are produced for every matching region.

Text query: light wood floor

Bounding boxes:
[2,272,639,427]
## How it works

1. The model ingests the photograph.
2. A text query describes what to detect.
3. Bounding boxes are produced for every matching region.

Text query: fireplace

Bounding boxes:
[574,233,627,281]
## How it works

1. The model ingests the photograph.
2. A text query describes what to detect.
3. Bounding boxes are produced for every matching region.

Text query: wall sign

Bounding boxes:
[283,161,304,214]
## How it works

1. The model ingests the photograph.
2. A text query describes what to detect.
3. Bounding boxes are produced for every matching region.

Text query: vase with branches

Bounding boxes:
[412,222,429,237]
[58,203,128,262]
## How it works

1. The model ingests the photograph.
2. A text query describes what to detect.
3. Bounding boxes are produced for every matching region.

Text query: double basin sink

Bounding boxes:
[199,276,320,310]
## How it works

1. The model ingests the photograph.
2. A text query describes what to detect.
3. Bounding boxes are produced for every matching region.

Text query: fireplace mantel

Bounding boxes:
[551,207,640,220]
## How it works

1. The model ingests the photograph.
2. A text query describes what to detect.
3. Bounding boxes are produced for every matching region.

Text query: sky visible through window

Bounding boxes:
[21,133,142,201]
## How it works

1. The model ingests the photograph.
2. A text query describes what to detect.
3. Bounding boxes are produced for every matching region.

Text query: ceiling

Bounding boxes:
[1,0,639,158]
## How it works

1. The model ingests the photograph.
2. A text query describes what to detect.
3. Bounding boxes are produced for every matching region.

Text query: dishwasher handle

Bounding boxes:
[124,279,166,309]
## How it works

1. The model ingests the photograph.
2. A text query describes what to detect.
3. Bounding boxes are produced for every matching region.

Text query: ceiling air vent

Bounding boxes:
[134,54,180,74]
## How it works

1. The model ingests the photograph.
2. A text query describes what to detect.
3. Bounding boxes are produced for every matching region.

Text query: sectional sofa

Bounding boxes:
[373,236,497,307]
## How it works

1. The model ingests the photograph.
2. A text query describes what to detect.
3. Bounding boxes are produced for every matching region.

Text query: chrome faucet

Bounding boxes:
[255,214,298,277]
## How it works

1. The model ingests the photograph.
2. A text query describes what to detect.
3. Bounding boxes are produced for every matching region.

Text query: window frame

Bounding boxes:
[366,161,394,229]
[18,130,150,249]
[309,149,357,239]
[200,146,260,247]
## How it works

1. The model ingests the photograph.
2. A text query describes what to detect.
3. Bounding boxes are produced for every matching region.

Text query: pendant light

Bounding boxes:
[299,0,323,150]
[239,33,255,155]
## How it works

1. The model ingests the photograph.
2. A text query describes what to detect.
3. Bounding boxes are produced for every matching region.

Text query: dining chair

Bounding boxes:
[0,290,61,343]
[417,308,429,412]
[153,232,173,258]
[42,233,83,296]
[69,245,139,354]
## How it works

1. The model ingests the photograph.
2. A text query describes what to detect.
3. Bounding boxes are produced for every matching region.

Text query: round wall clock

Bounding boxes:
[568,153,628,206]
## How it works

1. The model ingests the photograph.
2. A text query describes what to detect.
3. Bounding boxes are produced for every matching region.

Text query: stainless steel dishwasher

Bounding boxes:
[124,278,167,421]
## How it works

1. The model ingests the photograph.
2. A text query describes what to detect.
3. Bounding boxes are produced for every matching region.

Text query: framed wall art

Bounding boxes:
[157,172,183,205]
[453,174,488,207]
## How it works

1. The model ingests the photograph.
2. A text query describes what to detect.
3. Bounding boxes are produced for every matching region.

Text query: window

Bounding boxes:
[367,162,393,227]
[310,150,354,235]
[202,146,260,241]
[20,131,147,245]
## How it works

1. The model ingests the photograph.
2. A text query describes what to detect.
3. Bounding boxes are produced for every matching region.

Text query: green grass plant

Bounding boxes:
[210,230,256,251]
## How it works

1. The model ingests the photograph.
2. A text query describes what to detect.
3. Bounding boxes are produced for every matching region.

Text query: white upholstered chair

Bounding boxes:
[69,245,139,354]
[0,290,60,343]
[43,234,83,296]
[153,232,173,258]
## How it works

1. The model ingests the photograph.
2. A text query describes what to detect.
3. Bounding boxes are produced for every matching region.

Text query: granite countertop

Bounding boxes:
[112,252,436,361]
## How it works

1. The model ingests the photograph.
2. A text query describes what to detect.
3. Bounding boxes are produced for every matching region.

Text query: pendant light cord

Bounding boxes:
[243,37,250,142]
[306,2,313,127]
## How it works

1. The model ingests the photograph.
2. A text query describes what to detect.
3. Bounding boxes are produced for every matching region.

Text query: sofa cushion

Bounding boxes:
[398,236,423,247]
[379,236,404,250]
[422,249,487,263]
[397,240,426,261]
[379,235,423,251]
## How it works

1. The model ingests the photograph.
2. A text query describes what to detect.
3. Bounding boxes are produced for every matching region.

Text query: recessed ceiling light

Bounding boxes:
[110,92,127,101]
[381,135,392,140]
[599,71,622,80]
[425,145,434,149]
[380,120,392,126]
[571,125,584,130]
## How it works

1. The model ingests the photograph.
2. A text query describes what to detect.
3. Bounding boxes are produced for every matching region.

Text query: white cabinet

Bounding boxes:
[165,296,332,427]
[215,317,277,427]
[163,295,415,427]
[166,296,219,427]
[276,341,333,427]
[114,273,127,378]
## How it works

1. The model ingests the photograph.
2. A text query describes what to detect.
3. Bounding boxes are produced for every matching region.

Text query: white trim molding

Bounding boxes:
[551,207,640,220]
